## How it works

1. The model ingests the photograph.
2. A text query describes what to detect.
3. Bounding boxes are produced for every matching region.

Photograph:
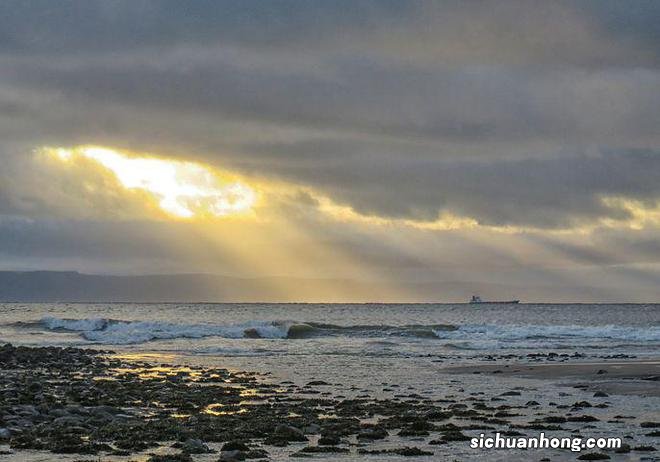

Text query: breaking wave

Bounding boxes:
[42,317,110,332]
[432,324,660,350]
[34,317,660,348]
[38,317,457,345]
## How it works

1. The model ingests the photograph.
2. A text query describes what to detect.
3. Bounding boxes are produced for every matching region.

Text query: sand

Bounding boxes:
[445,360,660,397]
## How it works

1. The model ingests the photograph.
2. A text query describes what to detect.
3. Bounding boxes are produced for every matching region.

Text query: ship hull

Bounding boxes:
[469,300,519,304]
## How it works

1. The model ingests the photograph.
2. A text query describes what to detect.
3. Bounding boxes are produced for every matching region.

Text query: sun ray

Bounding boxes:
[43,146,256,219]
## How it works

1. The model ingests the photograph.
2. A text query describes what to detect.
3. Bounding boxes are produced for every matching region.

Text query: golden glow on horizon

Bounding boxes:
[316,195,479,231]
[316,193,660,235]
[600,197,660,230]
[45,146,256,219]
[27,145,660,303]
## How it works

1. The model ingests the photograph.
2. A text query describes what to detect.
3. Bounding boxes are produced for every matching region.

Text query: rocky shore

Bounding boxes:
[0,344,657,461]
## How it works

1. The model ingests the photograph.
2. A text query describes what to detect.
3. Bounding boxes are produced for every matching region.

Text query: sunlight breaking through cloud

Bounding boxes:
[44,146,256,219]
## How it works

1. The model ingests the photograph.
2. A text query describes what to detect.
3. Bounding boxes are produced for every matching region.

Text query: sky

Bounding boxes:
[1,0,659,302]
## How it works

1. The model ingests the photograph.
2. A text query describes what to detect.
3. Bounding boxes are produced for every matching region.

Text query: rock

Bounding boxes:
[425,410,452,420]
[0,428,10,440]
[572,401,593,408]
[318,435,340,445]
[91,405,122,415]
[633,445,656,451]
[303,423,320,434]
[180,438,213,454]
[52,416,84,427]
[544,416,567,423]
[218,450,246,461]
[297,446,349,454]
[49,434,106,455]
[398,427,429,437]
[115,438,155,451]
[147,454,194,462]
[26,381,42,394]
[245,449,269,459]
[438,431,471,442]
[262,437,288,447]
[357,426,388,440]
[577,453,610,460]
[358,446,433,456]
[641,422,660,428]
[614,444,631,453]
[221,441,250,451]
[567,415,599,422]
[273,424,307,441]
[593,391,608,397]
[14,405,39,417]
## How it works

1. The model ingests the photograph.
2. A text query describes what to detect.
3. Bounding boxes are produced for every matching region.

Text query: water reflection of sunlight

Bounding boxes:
[110,364,201,380]
[203,403,248,416]
[112,352,179,362]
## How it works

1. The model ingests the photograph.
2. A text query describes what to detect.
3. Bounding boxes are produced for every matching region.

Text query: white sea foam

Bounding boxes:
[38,316,660,348]
[40,317,294,344]
[41,316,109,332]
[432,324,660,349]
[38,317,457,344]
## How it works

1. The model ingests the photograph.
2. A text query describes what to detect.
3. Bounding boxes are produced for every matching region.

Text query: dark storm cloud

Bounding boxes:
[6,57,659,148]
[1,1,659,67]
[0,0,408,55]
[0,0,659,263]
[2,1,659,148]
[235,149,660,228]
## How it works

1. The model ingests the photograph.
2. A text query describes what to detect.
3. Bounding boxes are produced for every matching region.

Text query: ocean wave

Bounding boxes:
[39,317,291,344]
[433,324,660,349]
[42,317,110,332]
[36,317,457,344]
[35,317,658,347]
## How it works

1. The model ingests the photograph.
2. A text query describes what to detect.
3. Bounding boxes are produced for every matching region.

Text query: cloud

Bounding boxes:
[244,149,660,229]
[4,52,659,147]
[0,147,166,219]
[0,1,659,300]
[1,1,658,68]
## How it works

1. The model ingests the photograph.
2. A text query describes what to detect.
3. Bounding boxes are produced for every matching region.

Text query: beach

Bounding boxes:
[0,345,658,461]
[0,302,658,461]
[447,361,660,397]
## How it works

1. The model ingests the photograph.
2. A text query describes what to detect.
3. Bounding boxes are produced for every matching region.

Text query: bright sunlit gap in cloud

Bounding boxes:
[44,146,257,219]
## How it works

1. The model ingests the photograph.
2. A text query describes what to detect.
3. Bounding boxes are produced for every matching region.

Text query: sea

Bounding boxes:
[1,302,659,461]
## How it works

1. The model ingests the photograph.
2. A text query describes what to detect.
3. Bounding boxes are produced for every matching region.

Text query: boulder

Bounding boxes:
[180,438,213,454]
[274,424,306,441]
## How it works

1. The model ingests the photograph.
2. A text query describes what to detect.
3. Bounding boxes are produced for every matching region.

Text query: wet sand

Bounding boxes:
[446,360,660,397]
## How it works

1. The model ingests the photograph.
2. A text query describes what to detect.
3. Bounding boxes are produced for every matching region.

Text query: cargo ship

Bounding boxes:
[469,295,519,304]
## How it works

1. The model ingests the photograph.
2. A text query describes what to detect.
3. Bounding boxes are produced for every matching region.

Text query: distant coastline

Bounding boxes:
[0,270,657,304]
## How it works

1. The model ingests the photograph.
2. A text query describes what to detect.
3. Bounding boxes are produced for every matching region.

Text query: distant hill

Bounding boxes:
[0,270,653,303]
[0,270,403,303]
